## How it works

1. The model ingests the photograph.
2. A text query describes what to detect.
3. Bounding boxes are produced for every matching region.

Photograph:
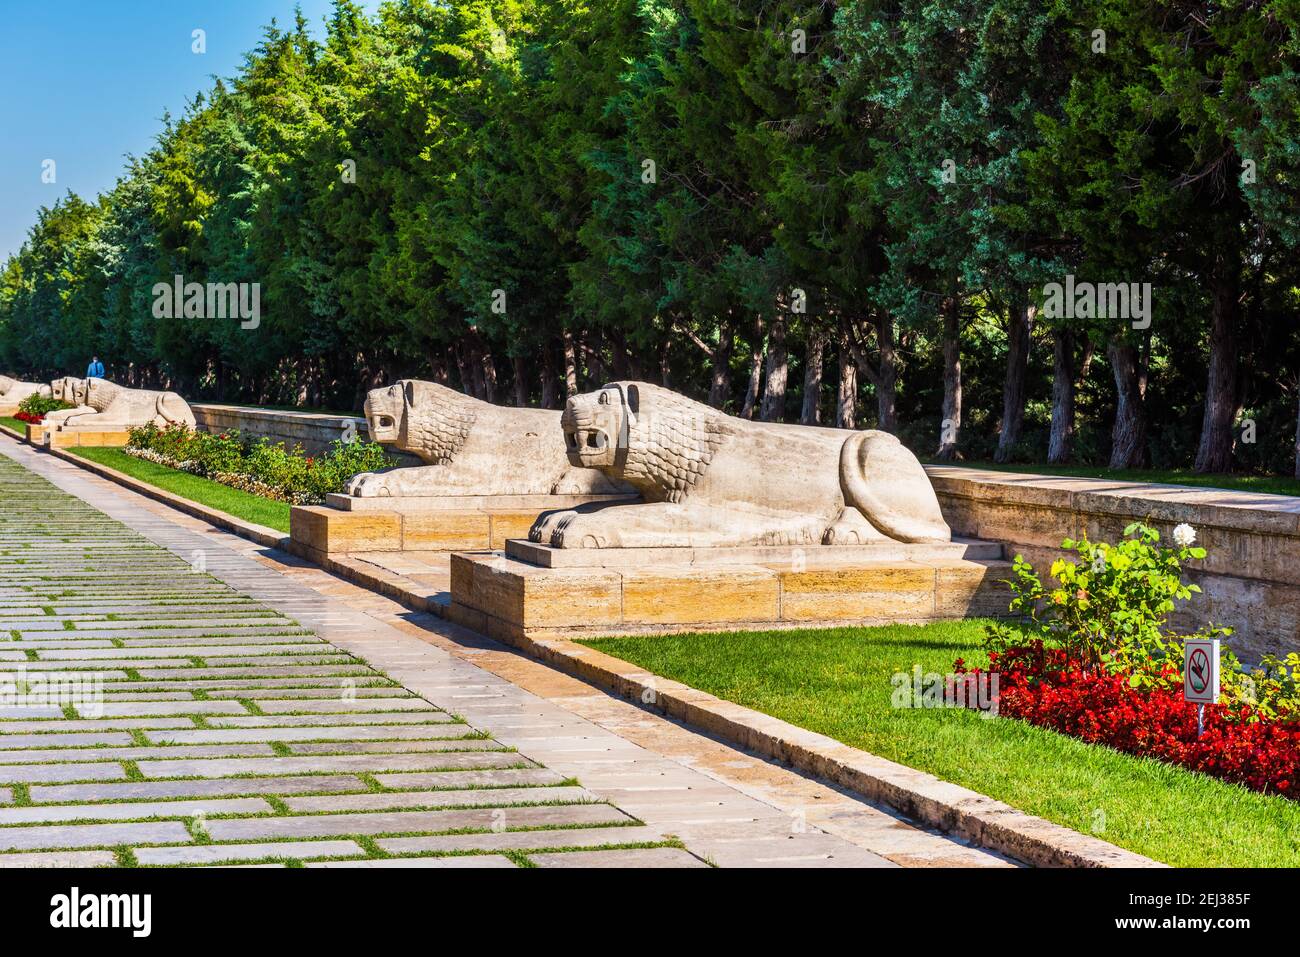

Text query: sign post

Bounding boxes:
[1183,638,1220,737]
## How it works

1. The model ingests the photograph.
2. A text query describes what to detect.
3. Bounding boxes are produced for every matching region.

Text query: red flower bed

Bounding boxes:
[959,643,1300,798]
[13,410,42,424]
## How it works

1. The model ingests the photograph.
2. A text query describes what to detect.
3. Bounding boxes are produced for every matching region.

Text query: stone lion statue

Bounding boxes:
[344,379,630,497]
[43,378,195,432]
[0,376,51,404]
[529,381,951,548]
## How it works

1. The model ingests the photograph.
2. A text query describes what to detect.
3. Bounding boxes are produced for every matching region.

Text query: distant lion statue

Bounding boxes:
[344,379,630,498]
[529,381,951,548]
[43,378,195,432]
[0,376,51,407]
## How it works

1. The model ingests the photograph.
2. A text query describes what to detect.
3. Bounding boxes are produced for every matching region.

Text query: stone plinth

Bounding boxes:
[447,543,1011,642]
[45,428,132,449]
[290,494,634,558]
[24,424,45,445]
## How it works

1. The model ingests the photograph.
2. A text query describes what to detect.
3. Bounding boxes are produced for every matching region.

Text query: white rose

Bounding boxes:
[1172,523,1196,548]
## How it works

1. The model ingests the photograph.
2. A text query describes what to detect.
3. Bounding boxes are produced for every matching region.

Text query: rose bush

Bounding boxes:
[125,423,393,505]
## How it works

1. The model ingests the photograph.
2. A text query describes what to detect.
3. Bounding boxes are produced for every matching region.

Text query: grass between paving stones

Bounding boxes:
[65,447,292,532]
[581,620,1300,867]
[928,458,1300,497]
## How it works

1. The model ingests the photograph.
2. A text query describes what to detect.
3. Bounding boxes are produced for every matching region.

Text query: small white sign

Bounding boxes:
[1184,638,1220,704]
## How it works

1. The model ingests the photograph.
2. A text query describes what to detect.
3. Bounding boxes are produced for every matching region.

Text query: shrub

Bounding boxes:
[963,523,1300,799]
[15,393,74,422]
[126,423,393,505]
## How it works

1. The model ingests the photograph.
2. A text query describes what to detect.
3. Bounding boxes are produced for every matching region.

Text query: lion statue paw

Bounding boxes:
[344,471,398,497]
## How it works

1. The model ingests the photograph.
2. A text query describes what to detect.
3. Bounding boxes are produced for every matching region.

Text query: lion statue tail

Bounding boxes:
[838,430,951,543]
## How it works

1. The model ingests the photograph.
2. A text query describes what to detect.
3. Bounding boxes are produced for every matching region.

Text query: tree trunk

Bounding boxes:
[562,331,579,397]
[1048,328,1076,464]
[800,332,825,425]
[1294,386,1300,480]
[836,333,857,429]
[875,314,897,433]
[707,329,733,409]
[1108,338,1148,469]
[935,300,962,460]
[760,317,788,422]
[540,342,559,409]
[740,318,765,420]
[511,355,528,407]
[995,295,1035,463]
[480,346,497,404]
[1194,251,1240,473]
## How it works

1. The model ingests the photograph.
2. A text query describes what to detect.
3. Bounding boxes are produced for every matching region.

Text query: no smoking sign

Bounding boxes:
[1183,638,1220,705]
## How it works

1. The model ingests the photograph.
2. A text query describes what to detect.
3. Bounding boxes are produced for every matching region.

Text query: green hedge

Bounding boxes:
[125,423,394,505]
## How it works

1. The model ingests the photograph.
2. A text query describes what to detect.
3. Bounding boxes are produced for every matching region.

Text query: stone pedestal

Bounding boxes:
[25,424,45,445]
[289,493,635,558]
[46,428,132,449]
[447,539,1011,642]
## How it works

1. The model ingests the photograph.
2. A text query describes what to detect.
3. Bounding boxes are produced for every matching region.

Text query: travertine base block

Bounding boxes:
[290,494,632,557]
[447,548,1012,641]
[24,424,45,445]
[45,429,132,449]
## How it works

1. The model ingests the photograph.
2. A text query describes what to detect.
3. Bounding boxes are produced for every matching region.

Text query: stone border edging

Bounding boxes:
[20,429,1162,868]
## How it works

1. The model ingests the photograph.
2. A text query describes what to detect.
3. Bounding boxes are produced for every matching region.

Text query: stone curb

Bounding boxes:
[23,429,1163,868]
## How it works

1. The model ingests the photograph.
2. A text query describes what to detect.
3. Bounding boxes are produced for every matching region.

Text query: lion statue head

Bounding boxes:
[51,377,88,406]
[561,381,731,503]
[363,379,478,465]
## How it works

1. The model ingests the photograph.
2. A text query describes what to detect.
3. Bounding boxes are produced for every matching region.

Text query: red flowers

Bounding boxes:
[13,410,42,424]
[959,643,1300,798]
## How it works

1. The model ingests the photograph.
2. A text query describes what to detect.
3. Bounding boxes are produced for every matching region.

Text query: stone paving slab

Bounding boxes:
[30,775,370,804]
[0,797,272,825]
[0,850,117,867]
[530,848,708,868]
[145,725,475,745]
[136,751,524,778]
[375,825,664,855]
[0,820,193,852]
[205,803,632,841]
[282,785,594,813]
[135,839,366,866]
[305,856,517,868]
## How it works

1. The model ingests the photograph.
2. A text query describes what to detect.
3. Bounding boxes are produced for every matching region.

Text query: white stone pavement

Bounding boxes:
[0,436,1012,868]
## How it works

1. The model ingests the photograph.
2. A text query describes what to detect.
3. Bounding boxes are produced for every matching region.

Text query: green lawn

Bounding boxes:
[0,416,25,434]
[68,447,291,533]
[582,621,1300,866]
[929,458,1300,497]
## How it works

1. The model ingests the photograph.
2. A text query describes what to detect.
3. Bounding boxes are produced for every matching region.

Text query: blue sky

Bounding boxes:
[0,0,380,260]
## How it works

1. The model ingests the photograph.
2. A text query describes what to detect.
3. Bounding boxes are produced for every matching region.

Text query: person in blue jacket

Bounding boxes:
[86,356,105,379]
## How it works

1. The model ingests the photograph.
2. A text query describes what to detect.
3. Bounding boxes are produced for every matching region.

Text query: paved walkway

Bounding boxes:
[0,437,1011,868]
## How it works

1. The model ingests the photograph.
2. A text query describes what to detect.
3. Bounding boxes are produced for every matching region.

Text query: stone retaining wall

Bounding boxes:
[926,465,1300,662]
[191,403,420,464]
